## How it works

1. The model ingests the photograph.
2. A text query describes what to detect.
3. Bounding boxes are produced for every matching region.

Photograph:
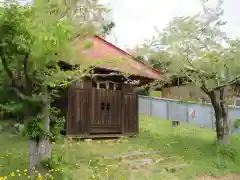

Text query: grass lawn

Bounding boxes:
[149,91,162,97]
[0,115,240,180]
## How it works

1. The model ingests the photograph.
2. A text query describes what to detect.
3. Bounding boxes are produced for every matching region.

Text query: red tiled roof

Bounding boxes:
[75,35,164,80]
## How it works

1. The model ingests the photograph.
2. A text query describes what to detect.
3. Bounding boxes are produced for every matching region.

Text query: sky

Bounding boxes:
[11,0,240,50]
[102,0,240,49]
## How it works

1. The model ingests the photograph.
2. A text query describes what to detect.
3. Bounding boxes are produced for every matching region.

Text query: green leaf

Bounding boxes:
[83,40,93,50]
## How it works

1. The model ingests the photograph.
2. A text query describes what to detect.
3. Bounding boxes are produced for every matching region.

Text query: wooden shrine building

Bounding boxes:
[58,36,163,138]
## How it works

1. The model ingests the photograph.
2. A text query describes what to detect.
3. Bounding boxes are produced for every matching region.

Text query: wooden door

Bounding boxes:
[106,90,122,130]
[90,88,122,134]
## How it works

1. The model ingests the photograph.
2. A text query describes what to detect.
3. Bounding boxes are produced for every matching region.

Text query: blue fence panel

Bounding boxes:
[138,96,151,116]
[168,101,188,122]
[138,95,240,134]
[151,98,168,119]
[188,104,213,129]
[229,107,240,122]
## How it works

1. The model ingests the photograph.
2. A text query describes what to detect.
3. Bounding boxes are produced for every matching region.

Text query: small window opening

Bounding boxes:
[92,81,97,88]
[100,83,106,89]
[106,103,110,111]
[116,84,122,90]
[101,102,105,110]
[109,83,114,90]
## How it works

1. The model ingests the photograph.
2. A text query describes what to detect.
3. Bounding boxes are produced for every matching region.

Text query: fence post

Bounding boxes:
[186,103,189,123]
[166,100,170,120]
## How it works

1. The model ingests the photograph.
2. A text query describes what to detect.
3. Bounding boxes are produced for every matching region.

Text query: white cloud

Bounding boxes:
[103,0,240,49]
[105,0,202,48]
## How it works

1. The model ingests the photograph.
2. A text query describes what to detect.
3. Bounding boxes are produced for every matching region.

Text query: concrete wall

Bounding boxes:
[162,84,209,101]
[161,84,237,105]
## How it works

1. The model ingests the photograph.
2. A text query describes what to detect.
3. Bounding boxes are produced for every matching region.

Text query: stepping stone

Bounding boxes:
[123,158,154,169]
[164,163,188,172]
[155,158,165,163]
[103,151,160,159]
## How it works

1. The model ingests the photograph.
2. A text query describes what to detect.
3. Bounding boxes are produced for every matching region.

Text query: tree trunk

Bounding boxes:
[214,107,230,145]
[29,86,51,177]
[42,86,51,158]
[29,137,50,175]
[208,88,231,145]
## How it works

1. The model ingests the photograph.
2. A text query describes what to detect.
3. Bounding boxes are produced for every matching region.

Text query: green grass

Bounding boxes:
[0,115,240,180]
[149,90,161,97]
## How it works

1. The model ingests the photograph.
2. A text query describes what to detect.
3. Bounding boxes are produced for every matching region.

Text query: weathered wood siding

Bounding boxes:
[122,93,139,134]
[67,89,90,135]
[66,80,139,137]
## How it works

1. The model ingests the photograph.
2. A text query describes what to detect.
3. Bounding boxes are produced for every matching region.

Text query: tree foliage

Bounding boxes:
[40,0,116,36]
[0,0,101,172]
[0,1,81,104]
[142,0,240,144]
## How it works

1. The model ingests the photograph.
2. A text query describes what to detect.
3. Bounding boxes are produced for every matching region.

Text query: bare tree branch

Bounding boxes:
[213,76,240,91]
[59,0,70,20]
[10,87,30,101]
[23,52,32,91]
[1,56,16,86]
[1,56,33,100]
[200,83,210,94]
[181,68,210,94]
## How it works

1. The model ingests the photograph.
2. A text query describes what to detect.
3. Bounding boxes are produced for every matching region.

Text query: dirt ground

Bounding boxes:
[196,174,240,180]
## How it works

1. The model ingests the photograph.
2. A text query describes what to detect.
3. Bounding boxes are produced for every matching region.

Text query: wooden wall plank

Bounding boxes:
[67,82,138,137]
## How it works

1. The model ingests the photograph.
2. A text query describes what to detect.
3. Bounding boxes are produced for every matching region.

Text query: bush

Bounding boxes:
[135,87,150,96]
[25,116,45,140]
[40,154,74,180]
[233,118,240,129]
[50,107,65,142]
[41,153,63,170]
[217,145,237,161]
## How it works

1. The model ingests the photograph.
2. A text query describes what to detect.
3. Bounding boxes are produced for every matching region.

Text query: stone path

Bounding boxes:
[104,151,188,174]
[122,158,155,169]
[103,152,240,180]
